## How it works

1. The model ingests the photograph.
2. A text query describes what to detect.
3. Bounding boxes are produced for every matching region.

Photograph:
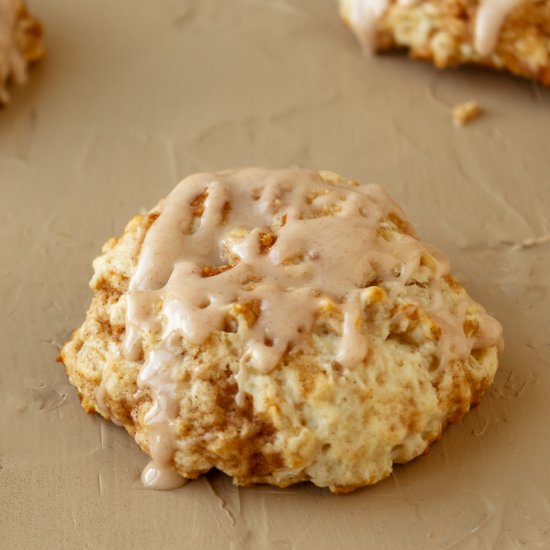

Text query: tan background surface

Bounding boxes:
[1,0,549,548]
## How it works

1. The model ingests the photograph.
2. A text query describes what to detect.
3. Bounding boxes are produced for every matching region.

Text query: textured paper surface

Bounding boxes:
[1,0,549,548]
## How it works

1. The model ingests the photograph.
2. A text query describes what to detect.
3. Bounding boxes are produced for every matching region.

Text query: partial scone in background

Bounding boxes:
[0,0,44,103]
[340,0,550,86]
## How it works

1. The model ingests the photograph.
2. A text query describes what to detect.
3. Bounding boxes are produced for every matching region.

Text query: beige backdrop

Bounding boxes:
[1,0,549,548]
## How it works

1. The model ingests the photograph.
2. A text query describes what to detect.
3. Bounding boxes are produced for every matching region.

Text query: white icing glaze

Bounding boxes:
[0,0,27,103]
[124,168,503,487]
[475,0,524,57]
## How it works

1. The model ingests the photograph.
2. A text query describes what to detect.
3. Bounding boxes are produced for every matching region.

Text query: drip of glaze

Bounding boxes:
[136,349,187,490]
[141,462,187,491]
[348,0,391,52]
[336,290,369,368]
[475,0,524,57]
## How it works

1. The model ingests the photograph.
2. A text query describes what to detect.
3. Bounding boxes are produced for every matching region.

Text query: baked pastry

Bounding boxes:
[340,0,550,86]
[60,168,503,493]
[0,0,44,104]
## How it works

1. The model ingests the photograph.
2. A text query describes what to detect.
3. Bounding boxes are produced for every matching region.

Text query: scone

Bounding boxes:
[0,0,44,104]
[340,0,550,86]
[60,168,503,493]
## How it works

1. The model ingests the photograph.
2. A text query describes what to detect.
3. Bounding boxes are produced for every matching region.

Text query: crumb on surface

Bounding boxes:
[453,100,481,127]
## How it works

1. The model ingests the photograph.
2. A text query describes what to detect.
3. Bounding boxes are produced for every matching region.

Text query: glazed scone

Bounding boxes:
[0,0,44,104]
[340,0,550,86]
[60,168,503,493]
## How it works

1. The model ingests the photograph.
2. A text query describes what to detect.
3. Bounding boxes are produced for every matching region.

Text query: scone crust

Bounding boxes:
[1,0,44,104]
[341,0,550,86]
[14,0,45,65]
[60,170,500,493]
